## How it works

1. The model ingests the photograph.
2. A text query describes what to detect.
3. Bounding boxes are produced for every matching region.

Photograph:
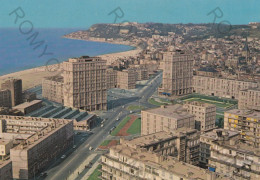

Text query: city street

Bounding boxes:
[41,72,162,180]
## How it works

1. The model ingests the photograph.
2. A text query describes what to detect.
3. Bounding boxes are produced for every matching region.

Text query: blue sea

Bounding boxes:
[1,0,259,75]
[0,28,134,75]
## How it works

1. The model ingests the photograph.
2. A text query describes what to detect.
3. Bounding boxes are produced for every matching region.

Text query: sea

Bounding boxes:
[1,0,259,75]
[0,28,134,75]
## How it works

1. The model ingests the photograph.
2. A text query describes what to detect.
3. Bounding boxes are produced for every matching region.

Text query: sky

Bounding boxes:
[0,0,260,29]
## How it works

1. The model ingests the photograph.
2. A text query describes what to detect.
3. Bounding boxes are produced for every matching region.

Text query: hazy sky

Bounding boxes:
[1,0,259,28]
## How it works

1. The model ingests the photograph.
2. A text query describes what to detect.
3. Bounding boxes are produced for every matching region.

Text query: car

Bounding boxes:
[89,146,93,150]
[101,124,104,127]
[61,155,66,159]
[116,118,119,121]
[73,145,76,149]
[130,111,133,113]
[40,172,47,177]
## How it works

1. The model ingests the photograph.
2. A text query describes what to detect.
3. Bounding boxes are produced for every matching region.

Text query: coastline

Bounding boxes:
[0,37,141,91]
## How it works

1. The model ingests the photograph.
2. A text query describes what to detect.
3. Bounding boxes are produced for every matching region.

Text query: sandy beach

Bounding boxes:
[0,48,141,91]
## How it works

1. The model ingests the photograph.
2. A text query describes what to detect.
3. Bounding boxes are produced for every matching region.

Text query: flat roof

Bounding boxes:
[110,144,227,179]
[200,129,239,140]
[12,100,42,109]
[142,104,194,119]
[44,76,64,82]
[214,137,260,157]
[0,139,12,145]
[125,128,197,147]
[184,101,216,108]
[225,109,260,119]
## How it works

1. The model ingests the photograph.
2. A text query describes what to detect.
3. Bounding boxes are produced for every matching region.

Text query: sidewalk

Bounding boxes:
[67,154,97,180]
[81,156,101,180]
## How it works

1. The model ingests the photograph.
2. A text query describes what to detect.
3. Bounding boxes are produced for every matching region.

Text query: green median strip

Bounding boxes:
[127,105,145,111]
[127,118,141,135]
[111,116,131,136]
[100,140,111,146]
[148,98,166,106]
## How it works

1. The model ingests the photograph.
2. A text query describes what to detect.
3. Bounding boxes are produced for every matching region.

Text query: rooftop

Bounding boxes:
[225,109,260,119]
[44,76,64,82]
[67,56,105,63]
[110,144,227,180]
[142,104,194,120]
[184,101,216,108]
[200,129,239,141]
[125,128,197,147]
[214,136,260,157]
[12,100,42,109]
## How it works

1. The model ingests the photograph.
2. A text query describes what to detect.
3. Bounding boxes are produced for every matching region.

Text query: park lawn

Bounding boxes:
[88,165,101,180]
[184,97,232,108]
[127,105,145,111]
[127,118,141,135]
[148,98,166,106]
[100,140,111,146]
[111,116,131,136]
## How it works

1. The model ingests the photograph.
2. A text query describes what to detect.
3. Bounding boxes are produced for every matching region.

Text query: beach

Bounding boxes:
[0,48,141,91]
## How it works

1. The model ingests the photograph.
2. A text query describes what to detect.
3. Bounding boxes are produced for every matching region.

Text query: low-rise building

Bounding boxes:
[183,101,216,131]
[141,104,195,135]
[199,129,240,168]
[238,87,260,111]
[12,100,42,115]
[122,127,200,165]
[101,141,228,180]
[208,134,260,180]
[0,115,74,179]
[193,75,258,99]
[224,109,260,148]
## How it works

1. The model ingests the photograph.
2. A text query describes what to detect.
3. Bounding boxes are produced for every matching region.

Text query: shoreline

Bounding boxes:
[0,37,141,91]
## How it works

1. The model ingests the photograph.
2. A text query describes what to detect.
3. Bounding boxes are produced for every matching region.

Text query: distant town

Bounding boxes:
[0,22,260,180]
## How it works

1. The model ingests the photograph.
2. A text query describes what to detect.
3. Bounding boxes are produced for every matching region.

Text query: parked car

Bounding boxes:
[89,146,93,151]
[40,172,47,177]
[61,155,66,159]
[73,145,76,149]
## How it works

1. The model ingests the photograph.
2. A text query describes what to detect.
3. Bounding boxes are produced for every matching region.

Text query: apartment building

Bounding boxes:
[122,127,200,165]
[63,56,107,111]
[141,104,195,135]
[183,101,216,131]
[238,87,260,111]
[106,68,117,89]
[199,129,240,168]
[116,69,136,89]
[0,90,11,108]
[193,75,258,99]
[132,67,149,81]
[158,50,193,96]
[0,159,12,180]
[42,76,64,104]
[1,79,23,107]
[0,115,73,179]
[224,109,260,148]
[12,100,42,115]
[101,141,228,180]
[208,134,260,180]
